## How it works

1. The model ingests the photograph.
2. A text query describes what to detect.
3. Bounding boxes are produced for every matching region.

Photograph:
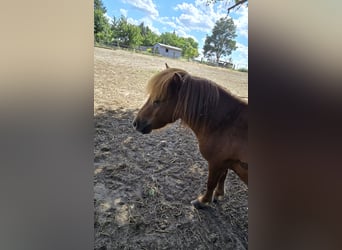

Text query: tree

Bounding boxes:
[112,16,142,49]
[159,32,199,60]
[159,32,182,48]
[94,0,106,12]
[126,24,143,49]
[203,17,237,63]
[94,0,113,44]
[138,22,159,46]
[182,37,199,60]
[98,10,200,58]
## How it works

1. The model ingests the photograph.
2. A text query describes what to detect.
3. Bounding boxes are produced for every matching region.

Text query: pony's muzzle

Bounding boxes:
[132,118,152,134]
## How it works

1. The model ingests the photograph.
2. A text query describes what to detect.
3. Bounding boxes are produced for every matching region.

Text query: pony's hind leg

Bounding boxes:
[231,161,248,185]
[213,160,246,203]
[213,169,229,202]
[191,163,224,209]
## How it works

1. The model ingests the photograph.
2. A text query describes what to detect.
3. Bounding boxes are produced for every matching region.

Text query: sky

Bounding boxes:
[101,0,248,69]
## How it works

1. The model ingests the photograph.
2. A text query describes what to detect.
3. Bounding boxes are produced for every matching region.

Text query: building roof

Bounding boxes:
[155,43,182,51]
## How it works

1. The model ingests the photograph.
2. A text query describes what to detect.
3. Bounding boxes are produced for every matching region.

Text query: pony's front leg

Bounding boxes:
[191,163,223,209]
[213,169,229,202]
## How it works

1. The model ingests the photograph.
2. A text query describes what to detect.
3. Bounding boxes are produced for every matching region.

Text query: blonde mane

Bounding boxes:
[146,68,240,132]
[147,68,187,101]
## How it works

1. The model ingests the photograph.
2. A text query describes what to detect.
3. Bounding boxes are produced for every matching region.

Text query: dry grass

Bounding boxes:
[94,47,247,111]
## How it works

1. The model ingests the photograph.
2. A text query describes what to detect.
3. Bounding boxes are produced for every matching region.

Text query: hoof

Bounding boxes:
[191,199,209,209]
[213,195,224,203]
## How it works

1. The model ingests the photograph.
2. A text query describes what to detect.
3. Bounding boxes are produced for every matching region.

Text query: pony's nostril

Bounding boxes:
[132,120,137,128]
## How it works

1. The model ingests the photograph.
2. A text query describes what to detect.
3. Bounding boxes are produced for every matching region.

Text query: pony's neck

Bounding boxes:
[216,90,247,125]
[180,88,246,137]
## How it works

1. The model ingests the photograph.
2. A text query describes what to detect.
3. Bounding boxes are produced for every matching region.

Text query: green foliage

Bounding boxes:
[94,0,106,12]
[182,37,199,60]
[138,22,160,46]
[111,16,143,48]
[94,0,112,44]
[95,22,113,44]
[237,68,248,72]
[159,32,182,48]
[126,24,143,49]
[94,0,199,59]
[203,17,237,63]
[158,32,199,60]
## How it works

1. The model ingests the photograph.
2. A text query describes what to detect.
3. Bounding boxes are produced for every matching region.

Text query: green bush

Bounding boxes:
[238,68,248,73]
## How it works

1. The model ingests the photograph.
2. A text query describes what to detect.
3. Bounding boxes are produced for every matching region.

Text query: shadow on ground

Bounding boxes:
[94,106,248,249]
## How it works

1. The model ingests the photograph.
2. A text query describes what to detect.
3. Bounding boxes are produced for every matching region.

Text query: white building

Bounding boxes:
[153,43,182,59]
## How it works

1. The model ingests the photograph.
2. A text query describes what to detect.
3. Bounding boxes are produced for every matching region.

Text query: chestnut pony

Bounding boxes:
[133,64,248,209]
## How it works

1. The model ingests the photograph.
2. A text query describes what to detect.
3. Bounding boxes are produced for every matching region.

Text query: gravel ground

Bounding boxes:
[94,47,248,249]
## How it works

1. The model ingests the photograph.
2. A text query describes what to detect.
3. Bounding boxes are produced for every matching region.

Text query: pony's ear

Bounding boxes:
[173,72,182,83]
[168,72,182,94]
[165,63,169,69]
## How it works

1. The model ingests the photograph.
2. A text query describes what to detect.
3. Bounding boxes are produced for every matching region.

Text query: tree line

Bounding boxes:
[95,0,238,63]
[94,0,199,60]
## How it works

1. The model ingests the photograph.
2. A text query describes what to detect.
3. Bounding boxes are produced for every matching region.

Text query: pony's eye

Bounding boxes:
[153,100,161,106]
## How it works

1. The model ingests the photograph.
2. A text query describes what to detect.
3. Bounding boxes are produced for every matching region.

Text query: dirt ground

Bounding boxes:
[94,47,248,249]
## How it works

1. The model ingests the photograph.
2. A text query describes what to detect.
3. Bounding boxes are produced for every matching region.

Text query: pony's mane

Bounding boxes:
[147,68,187,101]
[173,74,221,132]
[147,68,243,132]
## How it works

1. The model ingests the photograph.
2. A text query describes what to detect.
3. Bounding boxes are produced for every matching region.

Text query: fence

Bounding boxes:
[95,42,247,73]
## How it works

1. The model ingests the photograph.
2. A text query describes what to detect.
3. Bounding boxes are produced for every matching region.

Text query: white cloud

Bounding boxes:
[236,42,248,58]
[127,16,161,35]
[232,42,248,68]
[140,16,161,34]
[127,17,139,25]
[176,30,198,42]
[120,8,128,17]
[155,0,229,53]
[122,0,159,17]
[117,0,247,66]
[157,16,195,40]
[104,13,113,24]
[173,1,226,33]
[173,0,248,39]
[158,17,178,30]
[233,5,248,38]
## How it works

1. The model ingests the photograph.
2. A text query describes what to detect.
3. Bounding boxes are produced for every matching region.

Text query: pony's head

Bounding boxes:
[133,65,187,134]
